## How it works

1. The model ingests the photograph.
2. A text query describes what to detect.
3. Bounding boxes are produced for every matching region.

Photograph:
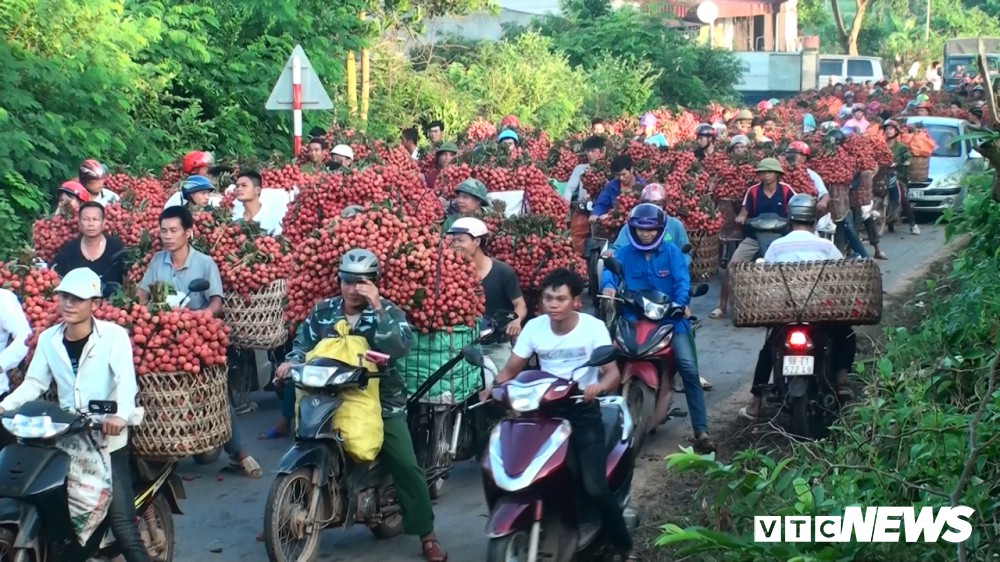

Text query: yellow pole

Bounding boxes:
[346,51,358,119]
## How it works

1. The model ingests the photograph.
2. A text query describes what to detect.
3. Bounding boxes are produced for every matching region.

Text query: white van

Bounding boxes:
[818,56,885,86]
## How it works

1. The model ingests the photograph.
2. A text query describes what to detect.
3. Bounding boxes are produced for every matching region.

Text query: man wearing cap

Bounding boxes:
[0,267,150,562]
[447,217,527,372]
[53,201,126,284]
[732,109,754,134]
[693,124,717,161]
[562,136,607,253]
[590,155,645,223]
[138,206,262,478]
[328,144,355,171]
[443,178,490,231]
[711,158,796,319]
[425,142,458,192]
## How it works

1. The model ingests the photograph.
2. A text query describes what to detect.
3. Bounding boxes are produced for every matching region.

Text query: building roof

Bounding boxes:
[500,0,562,15]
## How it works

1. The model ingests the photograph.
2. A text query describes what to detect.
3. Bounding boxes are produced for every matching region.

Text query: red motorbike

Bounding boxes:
[601,257,709,452]
[478,346,639,562]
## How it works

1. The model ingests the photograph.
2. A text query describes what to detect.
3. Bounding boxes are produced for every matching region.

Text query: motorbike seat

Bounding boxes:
[599,402,625,454]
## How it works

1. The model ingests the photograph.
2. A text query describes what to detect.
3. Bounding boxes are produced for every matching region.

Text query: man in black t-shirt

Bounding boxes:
[447,217,527,372]
[51,202,125,284]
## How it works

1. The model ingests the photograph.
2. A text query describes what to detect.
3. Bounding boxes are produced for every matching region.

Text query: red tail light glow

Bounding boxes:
[787,330,809,349]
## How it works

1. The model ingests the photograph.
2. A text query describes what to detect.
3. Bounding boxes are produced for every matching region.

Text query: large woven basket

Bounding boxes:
[132,366,231,458]
[872,166,891,198]
[715,198,744,242]
[730,259,883,327]
[689,231,720,281]
[223,279,287,349]
[828,183,850,222]
[909,157,930,183]
[850,170,875,208]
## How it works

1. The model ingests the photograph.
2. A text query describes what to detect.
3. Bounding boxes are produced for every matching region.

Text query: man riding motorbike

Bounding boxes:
[446,217,527,372]
[601,204,715,454]
[738,195,856,421]
[482,268,636,562]
[711,158,796,319]
[0,267,149,562]
[274,249,449,562]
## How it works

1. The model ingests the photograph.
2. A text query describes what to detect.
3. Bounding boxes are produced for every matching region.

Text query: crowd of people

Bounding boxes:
[0,72,977,560]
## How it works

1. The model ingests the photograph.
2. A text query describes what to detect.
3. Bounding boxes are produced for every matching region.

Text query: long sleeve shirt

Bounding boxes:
[600,242,692,333]
[562,163,590,202]
[286,296,413,417]
[0,289,31,393]
[592,176,646,217]
[0,319,140,452]
[609,217,692,268]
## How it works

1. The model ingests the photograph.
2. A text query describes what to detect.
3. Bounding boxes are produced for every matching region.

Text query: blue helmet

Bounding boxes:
[627,203,666,252]
[181,175,214,201]
[497,129,520,145]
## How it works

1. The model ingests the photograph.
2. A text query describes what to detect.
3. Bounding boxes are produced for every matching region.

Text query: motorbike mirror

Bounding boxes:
[584,345,617,367]
[101,282,122,299]
[462,345,485,368]
[680,243,693,254]
[88,400,118,415]
[604,258,624,278]
[692,284,709,297]
[187,278,211,293]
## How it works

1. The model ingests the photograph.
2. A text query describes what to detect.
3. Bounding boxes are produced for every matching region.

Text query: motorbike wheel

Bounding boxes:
[486,532,532,562]
[624,381,655,452]
[193,447,222,465]
[428,410,453,500]
[370,513,404,539]
[789,394,811,438]
[263,467,322,562]
[140,495,175,562]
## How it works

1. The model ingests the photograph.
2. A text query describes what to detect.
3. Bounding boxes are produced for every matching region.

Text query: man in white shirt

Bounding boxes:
[78,159,120,206]
[0,289,32,397]
[0,268,150,562]
[402,127,420,160]
[232,170,284,235]
[783,142,830,216]
[562,136,607,254]
[482,269,635,561]
[740,195,855,421]
[925,61,942,90]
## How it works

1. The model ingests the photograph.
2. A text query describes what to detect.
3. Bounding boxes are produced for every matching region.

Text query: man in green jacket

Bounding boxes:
[442,178,490,231]
[274,249,448,562]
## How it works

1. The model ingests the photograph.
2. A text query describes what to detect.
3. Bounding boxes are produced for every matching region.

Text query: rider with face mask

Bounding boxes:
[600,204,715,453]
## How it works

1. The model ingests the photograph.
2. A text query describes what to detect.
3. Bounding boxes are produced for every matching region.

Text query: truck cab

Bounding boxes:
[903,116,987,213]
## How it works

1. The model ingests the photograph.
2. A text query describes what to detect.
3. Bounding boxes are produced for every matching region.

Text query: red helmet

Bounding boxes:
[78,159,108,181]
[916,102,933,111]
[786,141,811,157]
[59,180,91,202]
[182,151,215,174]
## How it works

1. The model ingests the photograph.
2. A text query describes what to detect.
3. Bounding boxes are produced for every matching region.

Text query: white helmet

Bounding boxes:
[331,144,355,160]
[447,217,489,238]
[729,134,750,147]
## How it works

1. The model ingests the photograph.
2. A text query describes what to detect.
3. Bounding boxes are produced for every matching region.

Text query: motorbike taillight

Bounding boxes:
[786,329,810,350]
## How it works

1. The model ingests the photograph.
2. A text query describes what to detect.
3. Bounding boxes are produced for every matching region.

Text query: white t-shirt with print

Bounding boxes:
[512,312,611,388]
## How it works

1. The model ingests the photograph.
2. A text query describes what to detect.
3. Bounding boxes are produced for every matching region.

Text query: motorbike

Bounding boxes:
[600,256,709,453]
[410,310,513,499]
[747,213,790,256]
[263,348,480,562]
[764,323,840,439]
[480,345,637,562]
[0,400,182,561]
[583,207,610,309]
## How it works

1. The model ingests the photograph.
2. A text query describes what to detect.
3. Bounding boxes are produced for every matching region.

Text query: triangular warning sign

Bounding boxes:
[266,45,334,111]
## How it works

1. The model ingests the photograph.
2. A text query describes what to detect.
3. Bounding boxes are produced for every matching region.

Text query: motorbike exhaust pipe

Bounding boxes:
[449,412,463,456]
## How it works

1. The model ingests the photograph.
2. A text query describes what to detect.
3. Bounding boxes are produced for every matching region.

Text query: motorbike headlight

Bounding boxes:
[643,299,667,320]
[506,382,546,412]
[294,365,353,388]
[2,414,70,439]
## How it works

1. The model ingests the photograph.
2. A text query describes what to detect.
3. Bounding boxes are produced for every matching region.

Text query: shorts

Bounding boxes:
[728,238,760,265]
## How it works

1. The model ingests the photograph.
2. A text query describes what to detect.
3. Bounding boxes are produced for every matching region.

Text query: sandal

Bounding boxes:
[708,308,725,319]
[738,407,759,421]
[258,426,289,440]
[700,377,713,391]
[421,538,448,562]
[693,433,716,454]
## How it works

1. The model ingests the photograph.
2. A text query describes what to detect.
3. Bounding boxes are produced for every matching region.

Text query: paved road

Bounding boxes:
[175,222,946,562]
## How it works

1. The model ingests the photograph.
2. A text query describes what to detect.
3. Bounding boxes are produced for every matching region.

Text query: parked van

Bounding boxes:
[818,56,884,86]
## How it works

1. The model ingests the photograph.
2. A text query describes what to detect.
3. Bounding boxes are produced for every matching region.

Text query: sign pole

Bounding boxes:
[292,55,303,155]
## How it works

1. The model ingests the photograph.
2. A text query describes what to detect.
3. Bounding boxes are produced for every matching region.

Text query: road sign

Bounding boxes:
[266,45,333,111]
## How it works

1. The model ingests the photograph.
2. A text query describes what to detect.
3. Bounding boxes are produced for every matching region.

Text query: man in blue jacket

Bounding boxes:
[606,184,690,266]
[600,204,715,454]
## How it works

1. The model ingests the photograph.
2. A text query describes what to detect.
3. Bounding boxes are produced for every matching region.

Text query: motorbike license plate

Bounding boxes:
[782,356,814,376]
[908,189,923,199]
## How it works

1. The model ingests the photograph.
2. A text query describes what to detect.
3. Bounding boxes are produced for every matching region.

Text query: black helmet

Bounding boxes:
[626,203,667,251]
[695,124,716,138]
[788,194,818,224]
[339,248,380,282]
[825,129,846,146]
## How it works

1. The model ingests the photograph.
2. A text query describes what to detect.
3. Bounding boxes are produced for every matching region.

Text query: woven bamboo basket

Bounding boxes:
[689,231,721,281]
[132,366,231,458]
[872,166,891,197]
[730,259,883,327]
[828,183,850,222]
[909,157,930,183]
[850,170,875,208]
[223,279,287,349]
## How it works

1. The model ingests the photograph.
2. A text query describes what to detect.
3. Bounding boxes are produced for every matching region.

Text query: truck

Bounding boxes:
[943,37,1000,91]
[733,51,884,102]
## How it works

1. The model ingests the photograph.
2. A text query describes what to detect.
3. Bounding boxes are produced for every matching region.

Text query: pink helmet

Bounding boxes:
[639,113,657,128]
[641,183,667,202]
